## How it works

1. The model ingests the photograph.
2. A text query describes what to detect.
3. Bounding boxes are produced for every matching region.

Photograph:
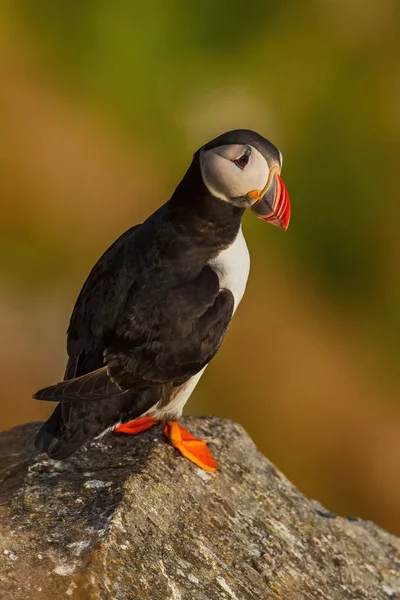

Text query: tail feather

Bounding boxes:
[35,386,163,460]
[35,403,98,459]
[33,367,124,403]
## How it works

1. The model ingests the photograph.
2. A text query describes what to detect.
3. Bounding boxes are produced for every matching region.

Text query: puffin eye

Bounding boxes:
[234,154,250,169]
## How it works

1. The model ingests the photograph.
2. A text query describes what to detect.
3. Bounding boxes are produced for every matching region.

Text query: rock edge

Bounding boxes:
[0,418,399,600]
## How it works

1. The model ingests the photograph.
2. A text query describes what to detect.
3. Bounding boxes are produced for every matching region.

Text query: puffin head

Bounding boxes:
[199,129,290,230]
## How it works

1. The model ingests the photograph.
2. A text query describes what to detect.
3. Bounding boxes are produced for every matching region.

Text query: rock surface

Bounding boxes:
[0,418,399,600]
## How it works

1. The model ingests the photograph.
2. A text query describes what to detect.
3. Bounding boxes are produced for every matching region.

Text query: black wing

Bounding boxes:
[34,261,234,403]
[34,222,234,460]
[63,225,141,381]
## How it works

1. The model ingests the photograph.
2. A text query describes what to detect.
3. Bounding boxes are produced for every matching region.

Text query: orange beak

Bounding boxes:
[250,171,291,231]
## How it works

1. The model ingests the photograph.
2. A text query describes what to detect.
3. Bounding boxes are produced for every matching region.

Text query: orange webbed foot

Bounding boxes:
[114,416,159,435]
[163,421,218,472]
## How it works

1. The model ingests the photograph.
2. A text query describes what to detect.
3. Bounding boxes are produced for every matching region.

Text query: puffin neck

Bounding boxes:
[167,154,245,249]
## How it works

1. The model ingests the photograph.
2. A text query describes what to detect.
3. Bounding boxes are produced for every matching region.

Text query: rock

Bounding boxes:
[0,418,399,600]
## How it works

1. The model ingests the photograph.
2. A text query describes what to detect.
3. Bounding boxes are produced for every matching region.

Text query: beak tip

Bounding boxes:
[260,213,290,230]
[281,207,291,231]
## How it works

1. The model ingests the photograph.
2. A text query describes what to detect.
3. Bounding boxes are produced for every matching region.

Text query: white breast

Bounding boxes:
[209,226,250,312]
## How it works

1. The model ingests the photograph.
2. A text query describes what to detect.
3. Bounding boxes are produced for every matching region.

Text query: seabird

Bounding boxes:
[34,129,291,472]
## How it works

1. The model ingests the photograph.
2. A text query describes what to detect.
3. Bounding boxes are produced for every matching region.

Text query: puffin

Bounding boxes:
[34,129,291,472]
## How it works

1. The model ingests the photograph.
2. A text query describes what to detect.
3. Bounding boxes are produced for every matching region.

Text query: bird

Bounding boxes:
[33,129,291,472]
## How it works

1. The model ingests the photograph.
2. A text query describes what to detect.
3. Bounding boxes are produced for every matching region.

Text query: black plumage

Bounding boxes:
[34,128,289,462]
[34,149,240,458]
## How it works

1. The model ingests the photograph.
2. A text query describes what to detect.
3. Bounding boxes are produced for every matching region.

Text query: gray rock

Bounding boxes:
[0,418,399,600]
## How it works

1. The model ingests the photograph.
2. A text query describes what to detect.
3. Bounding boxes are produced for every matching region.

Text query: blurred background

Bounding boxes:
[1,1,399,534]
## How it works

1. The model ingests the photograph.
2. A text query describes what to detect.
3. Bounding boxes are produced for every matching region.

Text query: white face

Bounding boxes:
[200,144,271,205]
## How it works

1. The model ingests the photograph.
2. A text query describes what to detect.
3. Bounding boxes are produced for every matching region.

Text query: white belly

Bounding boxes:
[150,227,250,420]
[148,367,206,420]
